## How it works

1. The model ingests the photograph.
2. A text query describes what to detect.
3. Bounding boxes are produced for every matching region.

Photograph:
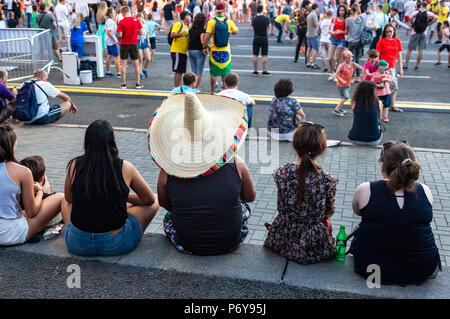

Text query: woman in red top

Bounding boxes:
[328,5,348,81]
[376,23,404,113]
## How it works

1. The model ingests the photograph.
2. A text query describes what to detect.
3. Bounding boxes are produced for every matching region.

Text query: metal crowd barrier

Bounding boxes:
[0,28,54,82]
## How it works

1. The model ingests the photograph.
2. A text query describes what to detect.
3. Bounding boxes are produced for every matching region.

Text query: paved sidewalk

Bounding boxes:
[13,125,450,266]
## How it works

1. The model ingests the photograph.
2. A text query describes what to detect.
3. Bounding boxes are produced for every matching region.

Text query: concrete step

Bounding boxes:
[2,233,449,298]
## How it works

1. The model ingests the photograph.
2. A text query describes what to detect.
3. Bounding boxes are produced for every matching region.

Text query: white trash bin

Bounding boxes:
[80,70,93,84]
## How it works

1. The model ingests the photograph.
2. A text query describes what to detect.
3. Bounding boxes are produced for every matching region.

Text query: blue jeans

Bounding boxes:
[274,22,283,43]
[246,105,253,128]
[188,50,206,75]
[65,215,143,256]
[26,12,32,28]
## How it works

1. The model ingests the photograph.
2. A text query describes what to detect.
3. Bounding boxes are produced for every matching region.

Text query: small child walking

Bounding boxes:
[332,50,364,117]
[145,13,162,62]
[371,60,392,123]
[364,49,379,81]
[435,21,450,68]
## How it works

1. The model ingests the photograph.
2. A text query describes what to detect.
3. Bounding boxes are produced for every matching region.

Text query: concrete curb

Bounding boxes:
[3,233,450,299]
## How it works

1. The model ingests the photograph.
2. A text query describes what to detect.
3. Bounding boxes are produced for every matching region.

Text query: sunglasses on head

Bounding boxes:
[300,121,324,130]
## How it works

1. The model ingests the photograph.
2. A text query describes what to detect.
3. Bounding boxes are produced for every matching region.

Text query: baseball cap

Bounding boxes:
[216,2,227,11]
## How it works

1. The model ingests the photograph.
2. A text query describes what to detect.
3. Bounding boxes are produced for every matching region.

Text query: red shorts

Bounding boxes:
[405,16,409,23]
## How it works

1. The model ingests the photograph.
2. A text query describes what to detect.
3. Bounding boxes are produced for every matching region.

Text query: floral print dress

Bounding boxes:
[264,163,339,264]
[267,97,302,134]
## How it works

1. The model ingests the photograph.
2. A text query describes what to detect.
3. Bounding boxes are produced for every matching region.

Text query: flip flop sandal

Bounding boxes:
[390,107,403,112]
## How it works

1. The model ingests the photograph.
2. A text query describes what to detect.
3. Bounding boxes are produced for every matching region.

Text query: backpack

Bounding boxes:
[412,10,428,34]
[167,22,183,45]
[15,80,48,122]
[360,16,374,45]
[213,17,229,48]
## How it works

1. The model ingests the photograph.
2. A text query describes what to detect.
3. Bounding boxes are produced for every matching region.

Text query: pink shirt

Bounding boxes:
[364,61,378,81]
[372,71,391,96]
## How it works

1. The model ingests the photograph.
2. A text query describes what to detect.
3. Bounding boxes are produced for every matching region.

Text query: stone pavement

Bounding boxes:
[13,125,450,266]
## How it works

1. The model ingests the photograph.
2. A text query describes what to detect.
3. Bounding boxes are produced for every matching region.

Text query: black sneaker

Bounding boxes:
[434,62,442,65]
[121,83,127,89]
[322,68,329,73]
[403,65,408,70]
[434,41,442,44]
[262,71,271,76]
[252,71,259,76]
[136,83,144,89]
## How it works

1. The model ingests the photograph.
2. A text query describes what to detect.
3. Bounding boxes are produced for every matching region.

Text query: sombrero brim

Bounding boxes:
[148,93,248,178]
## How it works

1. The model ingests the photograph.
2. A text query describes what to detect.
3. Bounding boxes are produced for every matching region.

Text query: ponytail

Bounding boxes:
[296,154,321,209]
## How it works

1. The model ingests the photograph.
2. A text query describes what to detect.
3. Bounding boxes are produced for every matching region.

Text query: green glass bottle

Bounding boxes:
[336,225,347,263]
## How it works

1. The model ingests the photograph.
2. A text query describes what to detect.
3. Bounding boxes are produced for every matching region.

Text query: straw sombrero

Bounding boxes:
[148,92,248,178]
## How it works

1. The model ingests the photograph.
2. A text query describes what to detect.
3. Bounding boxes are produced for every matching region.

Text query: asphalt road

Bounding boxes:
[56,94,450,150]
[47,22,450,104]
[0,250,365,300]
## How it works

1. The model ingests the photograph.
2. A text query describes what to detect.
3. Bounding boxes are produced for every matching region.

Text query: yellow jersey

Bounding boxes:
[275,14,290,24]
[438,4,449,23]
[170,21,189,54]
[206,16,238,52]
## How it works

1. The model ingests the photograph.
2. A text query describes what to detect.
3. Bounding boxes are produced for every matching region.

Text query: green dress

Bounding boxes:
[96,24,106,51]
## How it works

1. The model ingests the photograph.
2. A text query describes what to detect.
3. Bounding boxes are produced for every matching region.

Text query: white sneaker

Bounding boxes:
[328,73,335,81]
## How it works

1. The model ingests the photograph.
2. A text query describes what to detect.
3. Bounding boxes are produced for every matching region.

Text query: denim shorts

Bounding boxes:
[138,39,148,50]
[330,37,346,48]
[306,36,319,50]
[338,86,350,100]
[107,44,119,57]
[378,94,391,108]
[65,215,143,256]
[188,50,206,75]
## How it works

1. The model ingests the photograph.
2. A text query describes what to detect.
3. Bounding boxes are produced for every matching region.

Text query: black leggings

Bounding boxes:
[295,27,308,61]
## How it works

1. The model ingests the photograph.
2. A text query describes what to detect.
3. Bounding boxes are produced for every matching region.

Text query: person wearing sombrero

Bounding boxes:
[149,92,256,255]
[202,2,239,93]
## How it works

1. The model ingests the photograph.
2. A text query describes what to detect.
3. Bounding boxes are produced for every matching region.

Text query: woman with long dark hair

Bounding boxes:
[188,13,207,88]
[264,123,338,264]
[327,4,348,81]
[348,81,383,146]
[351,141,441,285]
[0,122,65,246]
[63,120,159,256]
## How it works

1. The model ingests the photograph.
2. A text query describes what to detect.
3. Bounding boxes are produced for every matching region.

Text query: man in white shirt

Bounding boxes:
[369,4,389,49]
[55,0,70,53]
[218,73,256,128]
[25,69,78,125]
[404,0,417,35]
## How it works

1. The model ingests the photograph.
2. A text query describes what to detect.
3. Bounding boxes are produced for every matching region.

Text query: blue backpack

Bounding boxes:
[15,80,48,122]
[360,16,373,45]
[213,17,230,48]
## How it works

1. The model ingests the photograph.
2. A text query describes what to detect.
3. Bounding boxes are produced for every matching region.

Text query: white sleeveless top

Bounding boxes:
[0,162,22,219]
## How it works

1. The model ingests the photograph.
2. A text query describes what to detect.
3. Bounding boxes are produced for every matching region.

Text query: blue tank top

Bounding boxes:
[0,162,22,219]
[348,102,381,142]
[350,180,441,285]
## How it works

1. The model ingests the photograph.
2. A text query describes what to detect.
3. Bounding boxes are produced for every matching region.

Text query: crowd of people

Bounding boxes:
[0,0,447,287]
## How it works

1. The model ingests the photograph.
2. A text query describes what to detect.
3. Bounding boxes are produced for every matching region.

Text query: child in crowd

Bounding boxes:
[364,49,379,81]
[332,50,364,117]
[19,156,62,226]
[318,9,333,73]
[435,21,450,68]
[145,13,162,62]
[105,7,121,77]
[170,72,200,94]
[219,72,256,128]
[137,13,151,78]
[7,11,18,28]
[70,13,88,67]
[31,5,39,28]
[371,60,392,123]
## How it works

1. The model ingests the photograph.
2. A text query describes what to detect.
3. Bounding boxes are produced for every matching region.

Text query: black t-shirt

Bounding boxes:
[249,1,257,14]
[163,4,175,20]
[252,15,269,38]
[188,26,206,50]
[7,18,18,28]
[166,162,243,255]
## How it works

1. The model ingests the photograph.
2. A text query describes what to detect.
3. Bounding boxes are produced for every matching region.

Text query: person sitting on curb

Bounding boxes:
[350,141,441,285]
[0,122,66,246]
[24,69,78,125]
[150,92,256,255]
[218,72,255,128]
[170,72,200,95]
[264,123,338,264]
[0,69,17,123]
[63,120,160,256]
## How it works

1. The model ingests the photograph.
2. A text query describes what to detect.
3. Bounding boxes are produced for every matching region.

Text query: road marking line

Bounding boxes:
[8,84,447,110]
